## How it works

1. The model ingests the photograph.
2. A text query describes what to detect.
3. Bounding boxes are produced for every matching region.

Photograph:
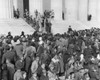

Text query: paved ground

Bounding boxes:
[0,18,35,36]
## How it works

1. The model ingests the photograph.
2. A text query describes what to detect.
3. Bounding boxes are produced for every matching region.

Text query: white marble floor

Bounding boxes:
[0,19,99,36]
[51,20,89,34]
[0,18,35,36]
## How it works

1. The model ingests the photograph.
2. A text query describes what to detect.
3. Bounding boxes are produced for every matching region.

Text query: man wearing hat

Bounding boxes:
[2,45,16,64]
[15,59,24,70]
[6,59,15,80]
[14,68,24,80]
[24,40,36,59]
[83,45,93,62]
[31,56,39,75]
[37,37,44,57]
[14,39,23,59]
[21,37,27,54]
[6,32,13,39]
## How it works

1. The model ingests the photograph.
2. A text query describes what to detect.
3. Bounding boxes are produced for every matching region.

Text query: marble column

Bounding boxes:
[65,0,78,20]
[29,0,43,16]
[88,0,97,21]
[13,0,24,18]
[78,0,88,21]
[43,0,51,12]
[13,0,17,10]
[97,0,100,22]
[0,0,13,19]
[17,0,24,18]
[9,0,14,18]
[51,0,62,20]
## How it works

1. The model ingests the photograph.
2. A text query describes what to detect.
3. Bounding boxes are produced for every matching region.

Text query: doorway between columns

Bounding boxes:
[23,0,29,13]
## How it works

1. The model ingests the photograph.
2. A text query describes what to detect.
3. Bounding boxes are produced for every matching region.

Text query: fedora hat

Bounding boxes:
[15,60,24,69]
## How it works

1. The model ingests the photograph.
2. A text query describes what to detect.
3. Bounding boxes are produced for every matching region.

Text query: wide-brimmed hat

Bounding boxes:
[15,60,24,69]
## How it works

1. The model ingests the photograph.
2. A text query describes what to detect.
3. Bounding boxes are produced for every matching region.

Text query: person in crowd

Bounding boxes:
[20,31,25,37]
[14,9,20,19]
[24,9,29,19]
[2,44,16,64]
[37,63,46,80]
[24,40,36,58]
[14,59,25,80]
[2,63,8,80]
[37,37,44,57]
[31,56,39,75]
[29,73,38,80]
[16,9,20,19]
[14,68,24,80]
[6,32,13,39]
[40,69,49,80]
[14,39,23,60]
[48,64,58,80]
[68,25,73,33]
[35,10,38,19]
[6,59,15,80]
[58,52,64,76]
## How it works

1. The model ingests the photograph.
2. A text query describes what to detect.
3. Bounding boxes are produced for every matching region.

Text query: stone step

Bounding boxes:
[51,20,89,34]
[0,18,35,36]
[82,20,100,28]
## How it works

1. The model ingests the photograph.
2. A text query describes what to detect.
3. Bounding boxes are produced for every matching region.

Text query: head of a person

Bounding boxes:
[69,25,71,28]
[36,56,39,62]
[25,9,27,12]
[6,59,10,64]
[21,31,24,35]
[50,65,54,71]
[8,32,11,35]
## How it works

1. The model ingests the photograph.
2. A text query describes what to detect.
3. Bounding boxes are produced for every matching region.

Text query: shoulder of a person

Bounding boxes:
[31,46,36,49]
[14,71,21,76]
[32,60,37,64]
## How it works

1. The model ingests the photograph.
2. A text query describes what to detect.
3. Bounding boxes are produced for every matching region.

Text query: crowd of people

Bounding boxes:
[1,26,100,80]
[24,9,54,33]
[13,8,53,34]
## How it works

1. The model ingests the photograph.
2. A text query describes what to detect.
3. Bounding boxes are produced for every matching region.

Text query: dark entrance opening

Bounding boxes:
[23,0,29,13]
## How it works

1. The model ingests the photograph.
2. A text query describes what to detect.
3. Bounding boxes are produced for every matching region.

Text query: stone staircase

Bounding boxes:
[51,20,89,34]
[0,18,35,36]
[81,20,100,29]
[0,18,98,36]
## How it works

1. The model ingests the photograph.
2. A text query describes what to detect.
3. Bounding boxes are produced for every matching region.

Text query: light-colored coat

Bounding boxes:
[31,60,38,74]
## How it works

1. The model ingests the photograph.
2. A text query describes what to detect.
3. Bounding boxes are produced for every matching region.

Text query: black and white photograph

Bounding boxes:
[0,0,100,80]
